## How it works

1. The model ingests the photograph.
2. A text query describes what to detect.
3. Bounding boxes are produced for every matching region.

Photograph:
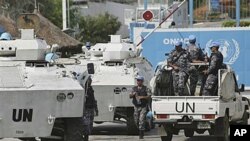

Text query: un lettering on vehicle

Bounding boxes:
[12,109,33,122]
[175,102,195,113]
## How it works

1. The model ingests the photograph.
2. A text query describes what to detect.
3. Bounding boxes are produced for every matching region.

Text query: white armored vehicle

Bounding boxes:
[67,35,154,134]
[0,27,92,141]
[151,62,250,141]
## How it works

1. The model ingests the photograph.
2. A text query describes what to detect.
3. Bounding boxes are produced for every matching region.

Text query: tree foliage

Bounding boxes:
[77,12,121,44]
[1,0,77,29]
[1,0,122,44]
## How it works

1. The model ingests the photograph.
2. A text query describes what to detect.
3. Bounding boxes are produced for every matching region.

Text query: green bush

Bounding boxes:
[222,21,250,27]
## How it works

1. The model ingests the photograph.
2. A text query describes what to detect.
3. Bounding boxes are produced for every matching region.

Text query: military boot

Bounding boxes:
[139,130,144,139]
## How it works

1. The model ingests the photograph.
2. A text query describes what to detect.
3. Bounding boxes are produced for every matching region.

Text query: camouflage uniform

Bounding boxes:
[82,85,98,140]
[203,51,223,96]
[132,85,150,131]
[187,43,204,96]
[168,49,190,96]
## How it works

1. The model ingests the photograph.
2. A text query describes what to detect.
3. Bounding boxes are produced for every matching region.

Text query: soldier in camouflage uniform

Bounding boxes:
[82,77,98,141]
[168,41,191,96]
[203,42,223,96]
[186,35,205,96]
[129,76,151,139]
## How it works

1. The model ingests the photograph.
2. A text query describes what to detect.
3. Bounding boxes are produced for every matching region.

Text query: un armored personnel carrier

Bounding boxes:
[0,27,91,140]
[65,35,154,134]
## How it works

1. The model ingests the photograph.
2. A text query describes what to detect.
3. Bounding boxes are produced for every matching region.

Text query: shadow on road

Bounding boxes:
[185,135,217,141]
[92,123,128,135]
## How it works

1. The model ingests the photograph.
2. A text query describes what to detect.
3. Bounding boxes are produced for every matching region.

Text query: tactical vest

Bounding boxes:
[132,85,148,107]
[209,51,223,75]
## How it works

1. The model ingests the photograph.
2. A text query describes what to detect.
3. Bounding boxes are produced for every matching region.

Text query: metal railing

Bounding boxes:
[193,0,250,22]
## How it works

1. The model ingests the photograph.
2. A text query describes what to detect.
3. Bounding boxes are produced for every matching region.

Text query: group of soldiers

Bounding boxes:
[168,35,224,96]
[128,35,225,139]
[71,34,225,141]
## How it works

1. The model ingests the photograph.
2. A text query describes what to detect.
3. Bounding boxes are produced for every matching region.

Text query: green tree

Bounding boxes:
[1,0,78,29]
[77,12,121,44]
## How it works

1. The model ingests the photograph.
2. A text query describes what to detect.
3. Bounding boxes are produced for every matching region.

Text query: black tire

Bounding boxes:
[208,129,215,135]
[161,134,173,141]
[208,124,215,135]
[196,129,206,134]
[184,129,194,137]
[40,119,65,141]
[215,115,230,141]
[19,138,37,141]
[41,118,83,141]
[126,113,139,135]
[241,110,249,125]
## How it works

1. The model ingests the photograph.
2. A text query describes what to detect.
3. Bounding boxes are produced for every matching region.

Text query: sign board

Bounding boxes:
[143,10,154,21]
[140,27,250,87]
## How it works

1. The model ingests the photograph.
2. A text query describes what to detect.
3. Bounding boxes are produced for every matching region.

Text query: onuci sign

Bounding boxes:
[140,27,250,87]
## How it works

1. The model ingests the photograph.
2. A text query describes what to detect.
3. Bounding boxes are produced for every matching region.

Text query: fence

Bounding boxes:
[192,0,250,22]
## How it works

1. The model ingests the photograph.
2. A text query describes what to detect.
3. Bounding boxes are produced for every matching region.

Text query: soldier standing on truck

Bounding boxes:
[129,76,151,139]
[202,42,223,96]
[186,35,205,96]
[168,41,191,96]
[82,77,98,141]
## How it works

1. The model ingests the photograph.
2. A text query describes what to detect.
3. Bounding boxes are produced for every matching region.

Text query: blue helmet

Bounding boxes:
[174,41,182,47]
[189,35,196,43]
[86,42,91,50]
[45,53,59,62]
[0,32,12,40]
[146,111,153,119]
[135,75,144,81]
[209,41,220,48]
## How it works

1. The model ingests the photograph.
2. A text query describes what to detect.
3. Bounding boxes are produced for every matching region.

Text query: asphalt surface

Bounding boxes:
[90,122,216,141]
[1,119,249,141]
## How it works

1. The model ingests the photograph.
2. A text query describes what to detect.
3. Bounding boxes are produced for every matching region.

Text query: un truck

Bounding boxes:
[151,63,250,141]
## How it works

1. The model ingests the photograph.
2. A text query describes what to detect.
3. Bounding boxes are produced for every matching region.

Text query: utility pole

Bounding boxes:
[236,0,240,27]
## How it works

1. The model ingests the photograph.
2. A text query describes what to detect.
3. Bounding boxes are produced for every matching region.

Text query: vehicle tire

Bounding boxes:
[126,110,139,135]
[208,129,215,135]
[215,115,229,141]
[241,110,249,125]
[161,134,173,141]
[94,121,103,124]
[208,124,215,135]
[41,118,83,141]
[40,119,65,141]
[184,129,194,137]
[20,138,37,141]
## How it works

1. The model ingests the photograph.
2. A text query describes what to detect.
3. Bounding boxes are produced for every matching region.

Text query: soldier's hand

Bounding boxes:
[129,93,136,98]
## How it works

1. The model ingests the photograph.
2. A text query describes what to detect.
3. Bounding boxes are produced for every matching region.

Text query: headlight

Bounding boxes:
[57,93,66,102]
[67,92,74,99]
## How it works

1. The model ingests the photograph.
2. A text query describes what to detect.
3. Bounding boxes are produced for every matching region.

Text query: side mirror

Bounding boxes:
[87,63,94,74]
[239,84,245,92]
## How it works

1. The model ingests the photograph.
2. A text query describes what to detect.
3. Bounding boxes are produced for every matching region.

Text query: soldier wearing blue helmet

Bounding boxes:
[167,41,191,96]
[186,35,206,96]
[130,75,151,139]
[202,41,223,96]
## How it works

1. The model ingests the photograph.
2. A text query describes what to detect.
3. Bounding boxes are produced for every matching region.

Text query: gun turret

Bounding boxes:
[0,29,49,60]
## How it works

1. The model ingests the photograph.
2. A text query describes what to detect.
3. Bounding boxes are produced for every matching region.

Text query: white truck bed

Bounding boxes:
[152,96,220,123]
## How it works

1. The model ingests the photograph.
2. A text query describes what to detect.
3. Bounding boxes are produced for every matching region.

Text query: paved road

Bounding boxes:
[90,122,217,141]
[1,119,249,141]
